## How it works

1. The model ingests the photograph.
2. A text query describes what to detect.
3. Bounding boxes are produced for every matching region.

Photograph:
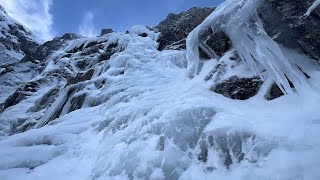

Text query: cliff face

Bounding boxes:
[156,7,215,50]
[0,5,39,65]
[0,1,320,180]
[263,0,320,61]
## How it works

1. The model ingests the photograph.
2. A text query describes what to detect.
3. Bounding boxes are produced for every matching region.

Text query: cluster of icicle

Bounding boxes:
[186,0,315,96]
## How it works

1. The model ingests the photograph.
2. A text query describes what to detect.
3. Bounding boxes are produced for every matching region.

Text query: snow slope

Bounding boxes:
[0,1,320,180]
[0,5,39,102]
[305,0,320,16]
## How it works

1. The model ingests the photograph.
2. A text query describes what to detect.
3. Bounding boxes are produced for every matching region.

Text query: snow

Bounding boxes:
[0,5,40,103]
[186,0,313,96]
[0,3,320,180]
[0,68,5,74]
[130,25,160,41]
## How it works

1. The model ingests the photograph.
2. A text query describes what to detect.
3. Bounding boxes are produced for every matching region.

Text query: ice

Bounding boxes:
[304,0,320,17]
[0,8,320,180]
[130,25,160,41]
[186,0,313,95]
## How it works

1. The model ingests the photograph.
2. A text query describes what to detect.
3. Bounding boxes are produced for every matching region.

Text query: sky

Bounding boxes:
[0,0,224,41]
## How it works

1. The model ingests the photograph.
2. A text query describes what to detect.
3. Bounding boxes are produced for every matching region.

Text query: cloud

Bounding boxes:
[78,11,98,37]
[0,0,55,41]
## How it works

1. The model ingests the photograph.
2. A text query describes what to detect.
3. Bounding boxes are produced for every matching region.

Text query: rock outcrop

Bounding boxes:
[156,7,215,50]
[0,5,39,65]
[23,33,81,63]
[100,28,114,36]
[212,76,263,100]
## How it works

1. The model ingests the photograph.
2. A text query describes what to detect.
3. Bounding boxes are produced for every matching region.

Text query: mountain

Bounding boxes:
[0,1,320,180]
[0,5,41,104]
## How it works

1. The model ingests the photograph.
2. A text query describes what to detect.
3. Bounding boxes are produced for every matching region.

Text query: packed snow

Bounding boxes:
[0,1,320,180]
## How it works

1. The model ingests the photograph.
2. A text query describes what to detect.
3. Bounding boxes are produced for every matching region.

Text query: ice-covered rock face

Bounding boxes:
[0,5,41,108]
[0,33,127,135]
[100,28,114,36]
[0,32,82,116]
[262,0,320,62]
[0,2,320,180]
[23,33,81,63]
[188,0,320,101]
[0,5,39,65]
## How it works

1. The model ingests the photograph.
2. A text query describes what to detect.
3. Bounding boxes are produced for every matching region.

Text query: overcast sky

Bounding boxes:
[0,0,224,41]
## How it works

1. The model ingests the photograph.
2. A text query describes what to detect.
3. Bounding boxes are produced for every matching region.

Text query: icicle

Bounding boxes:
[186,0,311,95]
[304,0,320,17]
[186,0,251,78]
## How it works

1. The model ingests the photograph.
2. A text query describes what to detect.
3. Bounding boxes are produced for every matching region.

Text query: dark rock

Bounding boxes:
[94,79,106,89]
[212,76,263,100]
[265,83,285,100]
[5,24,39,58]
[139,32,148,37]
[261,0,320,62]
[198,28,232,58]
[156,7,215,50]
[41,86,78,125]
[0,5,39,63]
[204,63,227,81]
[98,43,120,62]
[100,28,114,36]
[0,87,28,113]
[23,33,81,62]
[68,93,86,113]
[80,45,100,56]
[66,69,95,86]
[0,79,44,113]
[28,87,60,112]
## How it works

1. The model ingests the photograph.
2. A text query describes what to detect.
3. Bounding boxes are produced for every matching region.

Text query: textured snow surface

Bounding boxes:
[0,1,320,180]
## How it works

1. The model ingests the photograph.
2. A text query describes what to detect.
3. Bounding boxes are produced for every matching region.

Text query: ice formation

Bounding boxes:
[0,1,320,180]
[186,0,312,95]
[305,0,320,17]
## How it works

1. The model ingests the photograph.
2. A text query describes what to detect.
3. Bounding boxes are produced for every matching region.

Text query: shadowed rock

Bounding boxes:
[156,7,215,51]
[66,69,95,86]
[260,0,320,62]
[265,83,285,100]
[199,28,232,58]
[22,33,81,63]
[100,28,114,36]
[28,87,61,112]
[212,76,263,100]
